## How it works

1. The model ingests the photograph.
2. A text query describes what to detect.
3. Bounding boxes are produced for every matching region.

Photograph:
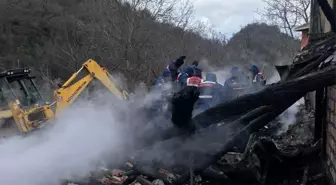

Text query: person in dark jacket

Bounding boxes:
[166,56,186,82]
[197,72,225,110]
[171,74,201,134]
[248,65,266,93]
[223,66,246,101]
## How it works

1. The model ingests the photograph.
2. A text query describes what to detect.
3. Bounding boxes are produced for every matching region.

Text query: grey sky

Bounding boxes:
[192,0,265,37]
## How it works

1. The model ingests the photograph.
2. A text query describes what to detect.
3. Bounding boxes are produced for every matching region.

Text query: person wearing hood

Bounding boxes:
[248,65,266,93]
[166,56,186,82]
[196,72,224,110]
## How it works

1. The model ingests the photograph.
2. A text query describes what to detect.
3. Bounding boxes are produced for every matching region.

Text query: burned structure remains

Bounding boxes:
[63,0,336,185]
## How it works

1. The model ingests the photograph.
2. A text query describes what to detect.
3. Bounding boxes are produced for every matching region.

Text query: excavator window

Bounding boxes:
[0,79,14,108]
[0,69,42,107]
[7,78,41,107]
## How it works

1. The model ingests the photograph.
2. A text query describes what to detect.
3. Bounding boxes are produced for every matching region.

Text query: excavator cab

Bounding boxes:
[0,68,43,108]
[0,68,54,134]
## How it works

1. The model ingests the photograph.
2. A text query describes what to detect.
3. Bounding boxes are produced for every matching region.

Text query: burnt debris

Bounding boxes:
[66,33,336,185]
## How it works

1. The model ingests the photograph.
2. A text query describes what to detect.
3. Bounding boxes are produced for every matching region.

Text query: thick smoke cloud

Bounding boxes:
[0,99,130,185]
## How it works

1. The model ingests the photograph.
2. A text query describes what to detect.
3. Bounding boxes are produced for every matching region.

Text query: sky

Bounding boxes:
[192,0,265,37]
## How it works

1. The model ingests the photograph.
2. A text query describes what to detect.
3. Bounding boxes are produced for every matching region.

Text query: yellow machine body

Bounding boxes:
[0,59,128,135]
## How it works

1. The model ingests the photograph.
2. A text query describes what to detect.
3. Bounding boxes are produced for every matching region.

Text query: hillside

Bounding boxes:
[219,23,300,78]
[0,0,300,90]
[225,23,300,66]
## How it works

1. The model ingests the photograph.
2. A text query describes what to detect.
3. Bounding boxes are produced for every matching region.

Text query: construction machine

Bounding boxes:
[0,59,128,136]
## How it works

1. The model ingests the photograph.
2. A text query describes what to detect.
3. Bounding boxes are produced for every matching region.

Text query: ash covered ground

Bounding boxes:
[262,103,315,146]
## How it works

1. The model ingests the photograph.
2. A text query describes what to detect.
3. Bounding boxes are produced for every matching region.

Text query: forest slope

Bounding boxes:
[0,0,299,89]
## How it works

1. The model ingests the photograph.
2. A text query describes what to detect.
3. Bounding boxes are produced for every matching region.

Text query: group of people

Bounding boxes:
[149,56,266,130]
[223,65,267,101]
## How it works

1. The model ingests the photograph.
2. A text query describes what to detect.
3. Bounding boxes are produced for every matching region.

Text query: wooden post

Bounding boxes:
[314,87,328,159]
[314,88,324,141]
[321,87,328,158]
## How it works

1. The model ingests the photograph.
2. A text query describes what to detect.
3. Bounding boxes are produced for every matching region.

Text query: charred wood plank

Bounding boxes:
[275,54,321,81]
[174,84,329,184]
[290,52,332,79]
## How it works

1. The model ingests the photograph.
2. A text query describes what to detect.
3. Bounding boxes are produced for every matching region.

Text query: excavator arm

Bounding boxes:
[53,59,128,116]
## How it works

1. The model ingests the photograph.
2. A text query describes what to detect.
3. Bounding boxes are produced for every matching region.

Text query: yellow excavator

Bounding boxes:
[0,59,128,136]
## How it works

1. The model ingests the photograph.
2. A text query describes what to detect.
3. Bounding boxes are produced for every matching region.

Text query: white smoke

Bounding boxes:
[264,68,305,135]
[266,69,281,84]
[213,69,231,86]
[197,58,231,85]
[0,76,174,185]
[277,98,304,135]
[265,70,305,134]
[0,99,131,185]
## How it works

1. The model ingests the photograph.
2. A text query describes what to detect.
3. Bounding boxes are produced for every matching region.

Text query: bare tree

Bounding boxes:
[258,0,310,38]
[0,0,300,90]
